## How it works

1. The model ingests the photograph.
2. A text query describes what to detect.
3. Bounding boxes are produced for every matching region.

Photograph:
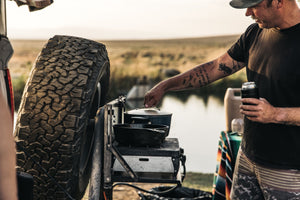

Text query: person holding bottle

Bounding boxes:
[144,0,300,199]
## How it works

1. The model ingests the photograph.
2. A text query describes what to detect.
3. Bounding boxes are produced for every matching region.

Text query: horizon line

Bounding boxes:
[9,33,240,42]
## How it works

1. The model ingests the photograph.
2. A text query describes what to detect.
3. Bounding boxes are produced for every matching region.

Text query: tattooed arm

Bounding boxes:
[144,53,245,107]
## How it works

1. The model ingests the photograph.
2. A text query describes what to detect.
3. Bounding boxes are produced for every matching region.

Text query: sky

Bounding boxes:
[6,0,257,40]
[7,0,300,40]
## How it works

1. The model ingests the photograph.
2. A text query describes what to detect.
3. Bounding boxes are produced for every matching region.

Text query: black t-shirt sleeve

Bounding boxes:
[227,23,259,63]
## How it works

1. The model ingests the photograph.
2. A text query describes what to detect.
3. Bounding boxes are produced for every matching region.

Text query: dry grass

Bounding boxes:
[10,35,247,110]
[10,36,244,104]
[10,35,239,80]
[10,40,46,77]
[103,36,239,79]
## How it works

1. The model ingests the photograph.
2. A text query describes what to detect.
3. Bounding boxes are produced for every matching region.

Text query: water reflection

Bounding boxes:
[126,99,145,109]
[159,94,225,173]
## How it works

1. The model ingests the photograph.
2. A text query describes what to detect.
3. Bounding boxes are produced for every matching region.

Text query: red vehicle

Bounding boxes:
[0,0,14,120]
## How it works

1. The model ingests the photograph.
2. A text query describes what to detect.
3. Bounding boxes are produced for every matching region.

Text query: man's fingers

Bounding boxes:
[241,98,260,105]
[144,97,156,108]
[240,104,260,112]
[240,109,258,117]
[240,104,255,110]
[246,115,259,122]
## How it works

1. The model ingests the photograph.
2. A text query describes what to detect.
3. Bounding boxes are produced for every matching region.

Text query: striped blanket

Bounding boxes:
[212,131,241,200]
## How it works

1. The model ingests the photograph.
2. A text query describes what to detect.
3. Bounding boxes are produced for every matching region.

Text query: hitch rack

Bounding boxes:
[88,97,185,200]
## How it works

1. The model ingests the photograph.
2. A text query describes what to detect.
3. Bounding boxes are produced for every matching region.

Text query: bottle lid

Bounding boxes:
[242,82,256,90]
[231,118,244,135]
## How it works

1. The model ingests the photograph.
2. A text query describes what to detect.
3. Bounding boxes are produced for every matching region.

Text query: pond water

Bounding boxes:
[159,95,225,173]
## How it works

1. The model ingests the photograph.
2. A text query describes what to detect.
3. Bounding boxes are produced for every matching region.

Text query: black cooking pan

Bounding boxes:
[113,123,169,147]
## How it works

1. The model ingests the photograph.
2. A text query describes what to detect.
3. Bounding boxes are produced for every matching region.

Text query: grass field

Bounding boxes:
[10,36,240,77]
[10,35,246,108]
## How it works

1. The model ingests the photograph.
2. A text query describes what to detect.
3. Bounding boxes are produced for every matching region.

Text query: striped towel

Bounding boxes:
[10,0,53,11]
[212,131,241,200]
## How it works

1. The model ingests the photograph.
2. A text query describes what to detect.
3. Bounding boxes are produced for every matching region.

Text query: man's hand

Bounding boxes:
[144,84,165,108]
[240,98,278,123]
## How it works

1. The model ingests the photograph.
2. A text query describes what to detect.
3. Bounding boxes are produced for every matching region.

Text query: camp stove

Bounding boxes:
[88,97,186,200]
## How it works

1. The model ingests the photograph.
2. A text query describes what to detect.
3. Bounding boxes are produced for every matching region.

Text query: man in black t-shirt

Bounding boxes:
[144,0,300,199]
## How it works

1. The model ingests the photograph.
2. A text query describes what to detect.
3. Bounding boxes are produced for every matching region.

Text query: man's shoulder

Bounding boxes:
[245,23,260,35]
[240,23,262,44]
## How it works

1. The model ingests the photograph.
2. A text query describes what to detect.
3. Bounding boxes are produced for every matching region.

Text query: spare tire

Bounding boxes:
[14,35,110,200]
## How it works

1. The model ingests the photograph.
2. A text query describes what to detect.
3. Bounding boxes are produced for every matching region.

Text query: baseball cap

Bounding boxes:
[229,0,264,8]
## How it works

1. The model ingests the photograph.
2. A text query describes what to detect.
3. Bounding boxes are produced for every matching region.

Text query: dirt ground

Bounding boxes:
[83,183,163,200]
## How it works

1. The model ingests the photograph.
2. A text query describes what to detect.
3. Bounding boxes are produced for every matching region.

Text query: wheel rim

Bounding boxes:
[79,82,102,190]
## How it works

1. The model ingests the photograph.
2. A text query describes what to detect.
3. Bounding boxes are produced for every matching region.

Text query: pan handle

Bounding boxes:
[145,128,166,134]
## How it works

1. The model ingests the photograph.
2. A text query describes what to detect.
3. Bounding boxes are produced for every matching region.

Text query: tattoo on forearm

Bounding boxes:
[218,63,232,75]
[181,62,212,88]
[232,60,243,71]
[197,62,211,87]
[218,60,243,75]
[181,60,243,89]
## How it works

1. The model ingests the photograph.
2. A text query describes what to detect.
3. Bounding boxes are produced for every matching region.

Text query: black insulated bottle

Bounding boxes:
[241,82,259,105]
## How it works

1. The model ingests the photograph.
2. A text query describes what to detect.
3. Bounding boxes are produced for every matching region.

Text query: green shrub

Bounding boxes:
[12,75,27,111]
